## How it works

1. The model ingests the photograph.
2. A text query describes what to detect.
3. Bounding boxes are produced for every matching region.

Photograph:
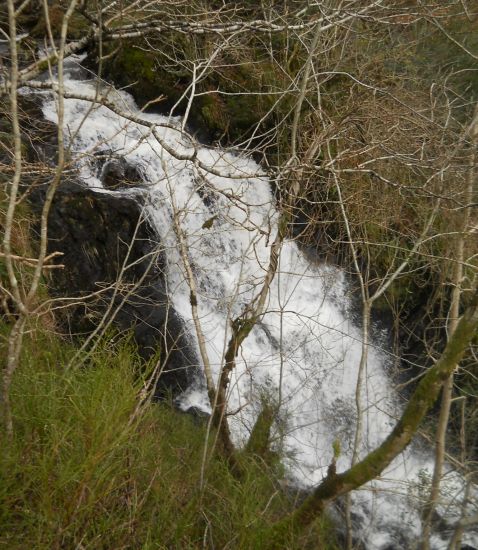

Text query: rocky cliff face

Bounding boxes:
[34,180,198,399]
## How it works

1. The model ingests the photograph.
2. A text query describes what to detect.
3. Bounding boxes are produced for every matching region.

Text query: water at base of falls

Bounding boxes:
[27,55,477,550]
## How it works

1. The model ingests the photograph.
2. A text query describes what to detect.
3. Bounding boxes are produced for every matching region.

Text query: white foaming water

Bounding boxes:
[32,57,477,549]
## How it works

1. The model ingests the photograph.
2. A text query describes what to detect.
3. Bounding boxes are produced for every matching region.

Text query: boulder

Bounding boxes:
[99,157,144,190]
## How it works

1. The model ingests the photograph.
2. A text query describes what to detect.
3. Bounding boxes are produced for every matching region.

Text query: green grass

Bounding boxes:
[0,328,338,549]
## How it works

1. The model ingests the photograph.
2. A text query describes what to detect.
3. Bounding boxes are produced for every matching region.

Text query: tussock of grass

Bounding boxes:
[0,329,338,549]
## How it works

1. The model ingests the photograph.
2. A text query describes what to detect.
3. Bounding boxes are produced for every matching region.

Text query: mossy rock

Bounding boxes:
[99,44,186,112]
[199,92,229,137]
[29,3,88,39]
[97,41,290,145]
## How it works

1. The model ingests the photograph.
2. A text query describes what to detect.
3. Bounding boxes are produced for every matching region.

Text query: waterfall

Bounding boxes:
[30,55,477,550]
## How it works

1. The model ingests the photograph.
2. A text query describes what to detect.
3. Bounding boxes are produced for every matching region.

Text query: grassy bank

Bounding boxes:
[0,328,337,549]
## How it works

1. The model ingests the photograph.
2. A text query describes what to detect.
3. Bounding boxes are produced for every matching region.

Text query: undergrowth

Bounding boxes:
[0,327,338,549]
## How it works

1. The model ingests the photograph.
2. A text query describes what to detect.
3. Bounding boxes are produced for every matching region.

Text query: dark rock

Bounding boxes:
[99,157,144,190]
[33,181,198,398]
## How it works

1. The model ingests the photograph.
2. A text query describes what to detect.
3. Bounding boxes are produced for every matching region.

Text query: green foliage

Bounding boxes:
[0,328,338,549]
[332,440,341,461]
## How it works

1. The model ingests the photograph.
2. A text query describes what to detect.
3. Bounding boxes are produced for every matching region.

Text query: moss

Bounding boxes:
[30,3,89,39]
[98,37,296,145]
[245,400,276,459]
[100,44,184,111]
[199,92,229,136]
[116,47,156,82]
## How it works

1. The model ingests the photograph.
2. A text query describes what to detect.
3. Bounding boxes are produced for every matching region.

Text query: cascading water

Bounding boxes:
[29,56,477,549]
